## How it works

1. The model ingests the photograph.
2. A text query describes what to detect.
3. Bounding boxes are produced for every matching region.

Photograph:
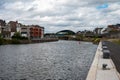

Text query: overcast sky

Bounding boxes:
[0,0,120,33]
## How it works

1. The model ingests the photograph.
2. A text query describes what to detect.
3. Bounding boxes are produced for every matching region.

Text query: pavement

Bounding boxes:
[105,41,120,74]
[86,42,120,80]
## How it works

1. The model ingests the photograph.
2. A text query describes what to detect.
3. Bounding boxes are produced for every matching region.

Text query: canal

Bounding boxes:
[0,40,97,80]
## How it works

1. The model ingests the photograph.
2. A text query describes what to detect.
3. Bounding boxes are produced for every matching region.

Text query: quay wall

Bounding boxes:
[86,42,120,80]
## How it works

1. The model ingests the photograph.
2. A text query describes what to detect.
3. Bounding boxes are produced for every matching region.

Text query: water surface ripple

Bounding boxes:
[0,40,97,80]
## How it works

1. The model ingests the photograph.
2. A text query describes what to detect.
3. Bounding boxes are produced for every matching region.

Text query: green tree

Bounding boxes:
[0,33,2,38]
[12,32,28,40]
[0,33,3,45]
[12,32,21,40]
[76,34,84,40]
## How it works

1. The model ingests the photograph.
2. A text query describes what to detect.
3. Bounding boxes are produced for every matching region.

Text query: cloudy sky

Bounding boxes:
[0,0,120,33]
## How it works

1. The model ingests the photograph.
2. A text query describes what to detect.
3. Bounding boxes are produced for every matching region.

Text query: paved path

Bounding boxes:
[86,42,120,80]
[105,41,120,74]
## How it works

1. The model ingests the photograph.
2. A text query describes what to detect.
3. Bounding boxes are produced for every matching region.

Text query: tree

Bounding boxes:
[0,33,3,45]
[12,32,28,40]
[0,33,2,38]
[76,34,84,40]
[12,32,21,40]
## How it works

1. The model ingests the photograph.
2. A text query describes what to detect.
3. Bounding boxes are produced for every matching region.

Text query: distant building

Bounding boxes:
[21,25,30,38]
[0,19,11,39]
[108,24,120,32]
[44,33,58,38]
[0,19,6,34]
[16,23,22,33]
[103,24,120,33]
[1,25,11,39]
[102,24,120,38]
[0,26,2,34]
[77,30,95,38]
[0,19,6,26]
[0,19,45,40]
[8,21,18,37]
[29,25,44,40]
[76,31,87,36]
[94,28,103,35]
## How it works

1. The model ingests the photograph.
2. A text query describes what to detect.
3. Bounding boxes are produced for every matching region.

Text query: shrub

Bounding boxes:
[12,32,21,40]
[20,36,28,40]
[0,38,4,45]
[12,32,28,40]
[93,38,101,44]
[11,39,20,44]
[113,39,120,45]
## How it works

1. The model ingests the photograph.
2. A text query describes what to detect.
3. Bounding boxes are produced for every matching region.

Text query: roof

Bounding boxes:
[56,30,75,35]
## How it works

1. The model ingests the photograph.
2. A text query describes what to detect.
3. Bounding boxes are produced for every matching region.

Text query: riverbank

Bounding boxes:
[92,38,120,45]
[0,37,100,45]
[86,41,120,80]
[106,39,120,45]
[0,38,59,45]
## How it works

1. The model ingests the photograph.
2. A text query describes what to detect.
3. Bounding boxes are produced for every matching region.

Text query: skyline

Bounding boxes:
[0,0,120,33]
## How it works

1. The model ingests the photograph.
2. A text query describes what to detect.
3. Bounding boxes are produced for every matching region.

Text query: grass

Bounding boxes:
[107,39,120,45]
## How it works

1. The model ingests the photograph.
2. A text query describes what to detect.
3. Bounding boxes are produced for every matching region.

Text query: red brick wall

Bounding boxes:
[30,26,43,39]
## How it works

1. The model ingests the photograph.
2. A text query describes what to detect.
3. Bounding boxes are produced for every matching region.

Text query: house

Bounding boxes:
[84,31,94,38]
[94,28,103,35]
[29,25,44,40]
[8,21,27,37]
[0,19,11,39]
[8,21,18,37]
[1,25,11,39]
[21,25,30,38]
[0,19,6,34]
[0,19,45,40]
[16,23,22,33]
[102,24,120,38]
[0,19,6,26]
[0,26,2,34]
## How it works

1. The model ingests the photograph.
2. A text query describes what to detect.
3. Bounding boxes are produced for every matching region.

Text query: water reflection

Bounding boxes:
[0,40,97,80]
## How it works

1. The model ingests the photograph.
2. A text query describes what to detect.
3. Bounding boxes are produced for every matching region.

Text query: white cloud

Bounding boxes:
[0,0,120,33]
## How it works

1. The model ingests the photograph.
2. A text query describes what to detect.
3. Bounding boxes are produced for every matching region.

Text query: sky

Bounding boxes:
[0,0,120,33]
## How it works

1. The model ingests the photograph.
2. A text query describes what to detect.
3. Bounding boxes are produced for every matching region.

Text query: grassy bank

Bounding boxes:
[0,38,59,45]
[0,38,23,45]
[107,39,120,45]
[92,38,120,45]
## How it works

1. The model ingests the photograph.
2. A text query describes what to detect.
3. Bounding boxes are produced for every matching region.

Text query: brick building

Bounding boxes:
[29,25,44,40]
[8,21,24,37]
[0,19,45,39]
[8,21,18,37]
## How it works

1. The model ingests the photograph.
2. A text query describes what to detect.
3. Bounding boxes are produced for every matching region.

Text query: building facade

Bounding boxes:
[0,19,6,34]
[1,25,11,39]
[0,19,11,39]
[8,21,18,37]
[21,25,30,38]
[102,24,120,38]
[94,28,103,35]
[0,19,45,40]
[29,25,44,40]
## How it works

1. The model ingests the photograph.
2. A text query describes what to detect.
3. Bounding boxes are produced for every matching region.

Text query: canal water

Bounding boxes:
[0,40,97,80]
